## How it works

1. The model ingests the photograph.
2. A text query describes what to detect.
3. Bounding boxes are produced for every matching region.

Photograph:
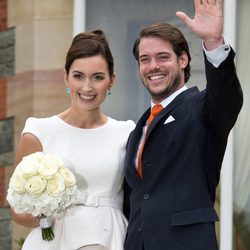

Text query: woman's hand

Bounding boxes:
[11,208,40,228]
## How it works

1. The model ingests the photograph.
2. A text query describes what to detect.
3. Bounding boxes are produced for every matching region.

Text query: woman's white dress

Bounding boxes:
[21,116,135,250]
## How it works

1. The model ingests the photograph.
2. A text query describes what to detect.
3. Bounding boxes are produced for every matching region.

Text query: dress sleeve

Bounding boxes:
[22,117,43,144]
[126,120,136,133]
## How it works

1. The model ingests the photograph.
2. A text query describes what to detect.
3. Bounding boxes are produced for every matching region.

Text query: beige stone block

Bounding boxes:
[8,0,72,27]
[10,0,73,73]
[33,19,72,71]
[7,69,70,122]
[15,23,35,74]
[7,72,34,117]
[34,0,72,20]
[33,69,70,116]
[15,19,73,73]
[8,0,35,27]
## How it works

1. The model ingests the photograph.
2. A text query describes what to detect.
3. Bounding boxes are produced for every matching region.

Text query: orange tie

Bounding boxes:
[138,104,163,178]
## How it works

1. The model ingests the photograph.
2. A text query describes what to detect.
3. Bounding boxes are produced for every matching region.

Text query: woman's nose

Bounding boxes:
[81,79,93,91]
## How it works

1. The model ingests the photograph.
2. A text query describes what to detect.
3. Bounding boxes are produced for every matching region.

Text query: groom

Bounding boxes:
[124,0,243,249]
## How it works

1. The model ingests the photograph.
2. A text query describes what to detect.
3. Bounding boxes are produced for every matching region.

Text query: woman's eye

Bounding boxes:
[73,74,83,80]
[93,75,105,81]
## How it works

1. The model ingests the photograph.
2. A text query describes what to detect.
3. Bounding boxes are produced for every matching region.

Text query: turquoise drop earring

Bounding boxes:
[108,90,111,96]
[66,87,71,94]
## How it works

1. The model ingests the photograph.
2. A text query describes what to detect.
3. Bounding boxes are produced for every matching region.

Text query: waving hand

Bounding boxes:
[176,0,223,50]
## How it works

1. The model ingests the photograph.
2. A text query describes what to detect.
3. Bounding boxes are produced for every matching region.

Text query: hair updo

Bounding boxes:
[65,30,114,78]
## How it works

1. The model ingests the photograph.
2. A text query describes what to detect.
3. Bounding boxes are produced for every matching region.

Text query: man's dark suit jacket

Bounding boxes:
[124,49,243,250]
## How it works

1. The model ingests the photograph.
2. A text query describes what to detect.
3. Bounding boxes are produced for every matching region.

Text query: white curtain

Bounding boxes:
[234,0,250,214]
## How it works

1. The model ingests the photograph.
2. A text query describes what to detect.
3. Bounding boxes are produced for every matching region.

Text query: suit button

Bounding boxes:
[138,227,142,232]
[144,194,150,200]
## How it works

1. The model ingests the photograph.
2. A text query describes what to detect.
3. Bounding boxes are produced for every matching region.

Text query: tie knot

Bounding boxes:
[148,104,163,124]
[151,104,163,116]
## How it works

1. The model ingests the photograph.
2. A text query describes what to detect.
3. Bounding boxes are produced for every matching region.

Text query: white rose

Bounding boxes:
[48,154,65,168]
[46,173,65,197]
[6,189,23,208]
[38,155,61,179]
[20,152,44,177]
[45,154,64,168]
[10,172,27,194]
[59,167,76,187]
[23,151,44,162]
[25,175,47,196]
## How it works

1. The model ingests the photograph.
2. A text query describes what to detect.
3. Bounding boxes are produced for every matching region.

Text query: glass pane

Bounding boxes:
[86,0,205,122]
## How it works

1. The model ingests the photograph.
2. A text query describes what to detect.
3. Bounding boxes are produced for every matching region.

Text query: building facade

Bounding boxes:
[0,1,249,249]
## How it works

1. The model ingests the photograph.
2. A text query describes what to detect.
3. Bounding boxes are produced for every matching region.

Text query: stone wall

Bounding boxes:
[0,0,7,31]
[0,27,14,78]
[4,1,72,249]
[0,0,14,249]
[0,208,11,250]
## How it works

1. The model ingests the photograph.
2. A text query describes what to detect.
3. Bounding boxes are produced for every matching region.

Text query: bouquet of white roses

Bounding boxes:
[7,152,78,241]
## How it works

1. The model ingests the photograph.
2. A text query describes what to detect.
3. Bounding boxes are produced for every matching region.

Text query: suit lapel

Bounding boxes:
[126,87,200,175]
[145,87,199,140]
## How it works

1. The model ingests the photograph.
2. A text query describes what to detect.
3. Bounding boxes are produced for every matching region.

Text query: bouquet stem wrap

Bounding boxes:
[39,216,54,241]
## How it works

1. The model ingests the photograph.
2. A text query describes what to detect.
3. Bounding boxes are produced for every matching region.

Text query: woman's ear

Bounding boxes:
[63,69,69,87]
[109,72,116,90]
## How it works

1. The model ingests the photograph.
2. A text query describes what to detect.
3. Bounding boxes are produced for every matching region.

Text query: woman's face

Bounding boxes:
[64,55,115,112]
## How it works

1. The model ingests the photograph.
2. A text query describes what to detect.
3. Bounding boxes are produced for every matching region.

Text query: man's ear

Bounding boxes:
[179,52,189,69]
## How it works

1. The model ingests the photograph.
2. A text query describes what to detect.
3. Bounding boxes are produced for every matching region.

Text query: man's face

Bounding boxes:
[138,36,187,103]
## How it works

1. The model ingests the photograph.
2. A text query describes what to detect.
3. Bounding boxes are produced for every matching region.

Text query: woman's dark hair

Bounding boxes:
[65,30,114,77]
[133,22,191,83]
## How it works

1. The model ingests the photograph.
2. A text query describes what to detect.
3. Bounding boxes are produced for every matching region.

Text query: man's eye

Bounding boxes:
[158,55,169,61]
[140,58,149,63]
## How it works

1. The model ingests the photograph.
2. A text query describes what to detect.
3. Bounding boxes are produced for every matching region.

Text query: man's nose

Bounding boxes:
[149,58,160,70]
